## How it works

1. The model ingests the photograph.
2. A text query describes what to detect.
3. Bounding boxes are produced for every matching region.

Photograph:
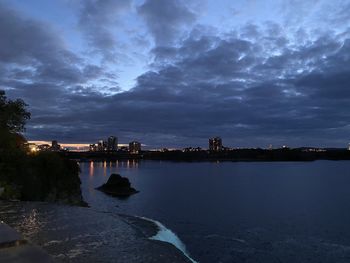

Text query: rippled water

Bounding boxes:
[79,160,350,263]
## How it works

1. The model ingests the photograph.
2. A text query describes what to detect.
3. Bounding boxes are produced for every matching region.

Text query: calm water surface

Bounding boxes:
[80,160,350,263]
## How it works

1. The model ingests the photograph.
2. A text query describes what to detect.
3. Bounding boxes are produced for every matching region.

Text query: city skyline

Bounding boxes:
[28,137,350,152]
[1,1,350,148]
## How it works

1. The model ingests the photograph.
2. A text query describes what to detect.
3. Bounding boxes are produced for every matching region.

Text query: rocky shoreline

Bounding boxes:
[0,201,192,263]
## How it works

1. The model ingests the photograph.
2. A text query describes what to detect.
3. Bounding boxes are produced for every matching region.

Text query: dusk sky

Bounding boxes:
[1,0,350,148]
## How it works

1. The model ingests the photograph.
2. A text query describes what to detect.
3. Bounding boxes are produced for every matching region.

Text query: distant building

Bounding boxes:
[27,143,38,153]
[209,137,222,151]
[222,146,232,151]
[183,147,202,152]
[119,146,129,152]
[348,144,350,151]
[129,141,141,154]
[38,144,50,151]
[302,147,326,153]
[97,140,107,151]
[89,144,97,152]
[107,136,118,151]
[51,140,61,151]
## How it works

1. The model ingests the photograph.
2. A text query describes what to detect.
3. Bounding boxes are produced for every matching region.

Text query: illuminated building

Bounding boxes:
[97,140,107,151]
[348,144,350,151]
[183,147,202,152]
[51,140,61,151]
[119,146,129,152]
[38,144,50,151]
[209,137,222,151]
[107,136,118,151]
[89,144,97,152]
[129,141,141,154]
[27,143,38,153]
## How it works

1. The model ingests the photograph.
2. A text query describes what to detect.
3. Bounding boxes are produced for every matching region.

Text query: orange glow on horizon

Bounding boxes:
[29,141,128,148]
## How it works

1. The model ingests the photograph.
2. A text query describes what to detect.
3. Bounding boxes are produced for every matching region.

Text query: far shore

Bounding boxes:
[59,147,350,162]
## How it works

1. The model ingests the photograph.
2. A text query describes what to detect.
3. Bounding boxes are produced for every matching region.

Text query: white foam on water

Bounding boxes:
[140,216,198,263]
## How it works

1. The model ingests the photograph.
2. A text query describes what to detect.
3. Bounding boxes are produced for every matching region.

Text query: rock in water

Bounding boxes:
[96,174,139,197]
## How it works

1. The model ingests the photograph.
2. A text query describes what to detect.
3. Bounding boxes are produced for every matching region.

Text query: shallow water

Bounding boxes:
[0,201,192,263]
[79,160,350,263]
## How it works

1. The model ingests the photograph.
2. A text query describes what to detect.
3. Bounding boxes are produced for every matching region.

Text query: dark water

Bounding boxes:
[79,160,350,263]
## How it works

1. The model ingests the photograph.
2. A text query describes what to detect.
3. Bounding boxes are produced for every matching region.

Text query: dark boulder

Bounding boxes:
[96,174,139,197]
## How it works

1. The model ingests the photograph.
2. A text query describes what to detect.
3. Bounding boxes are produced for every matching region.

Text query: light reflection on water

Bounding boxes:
[19,208,43,237]
[103,161,107,176]
[85,160,140,177]
[89,161,94,177]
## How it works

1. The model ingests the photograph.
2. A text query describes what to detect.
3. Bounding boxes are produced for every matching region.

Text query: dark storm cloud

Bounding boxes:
[78,0,131,60]
[0,3,118,80]
[0,3,82,84]
[137,0,196,46]
[0,2,119,131]
[0,5,107,96]
[0,2,83,109]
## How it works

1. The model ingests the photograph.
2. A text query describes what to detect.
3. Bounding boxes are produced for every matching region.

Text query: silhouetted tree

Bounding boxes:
[0,90,30,153]
[0,90,30,133]
[0,90,84,205]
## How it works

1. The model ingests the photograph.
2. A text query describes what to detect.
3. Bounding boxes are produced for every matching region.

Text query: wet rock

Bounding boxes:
[0,244,55,263]
[0,222,23,246]
[96,174,139,197]
[0,222,54,263]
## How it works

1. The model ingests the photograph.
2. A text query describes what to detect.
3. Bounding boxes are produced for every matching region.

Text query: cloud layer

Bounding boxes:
[1,0,350,148]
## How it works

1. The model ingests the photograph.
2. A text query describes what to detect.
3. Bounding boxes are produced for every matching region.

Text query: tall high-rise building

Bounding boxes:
[209,137,222,151]
[107,136,118,151]
[129,141,141,154]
